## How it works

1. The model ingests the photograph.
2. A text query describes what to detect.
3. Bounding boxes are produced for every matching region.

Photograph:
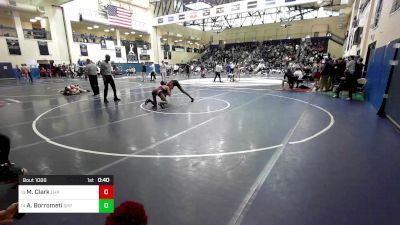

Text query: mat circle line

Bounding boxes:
[31,91,334,158]
[140,97,231,115]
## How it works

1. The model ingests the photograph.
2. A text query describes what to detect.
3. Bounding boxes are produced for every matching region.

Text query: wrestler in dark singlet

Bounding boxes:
[166,80,194,102]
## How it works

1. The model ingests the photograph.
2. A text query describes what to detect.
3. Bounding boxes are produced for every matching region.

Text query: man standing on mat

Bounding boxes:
[85,59,99,96]
[166,80,194,102]
[214,62,222,82]
[100,55,120,103]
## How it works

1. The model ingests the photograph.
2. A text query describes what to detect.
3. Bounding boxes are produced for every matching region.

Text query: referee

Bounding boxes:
[85,59,99,96]
[214,62,222,82]
[100,55,120,103]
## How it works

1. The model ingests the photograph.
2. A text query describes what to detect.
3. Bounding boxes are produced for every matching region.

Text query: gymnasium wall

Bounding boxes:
[367,0,400,48]
[327,39,344,58]
[0,6,69,66]
[385,48,400,128]
[69,41,127,64]
[211,17,346,44]
[170,52,200,64]
[365,39,398,113]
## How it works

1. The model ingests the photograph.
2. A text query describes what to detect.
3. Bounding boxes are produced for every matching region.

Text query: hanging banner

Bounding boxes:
[100,39,107,49]
[80,44,88,56]
[6,39,21,55]
[154,0,318,26]
[115,47,121,58]
[122,41,138,63]
[38,41,49,55]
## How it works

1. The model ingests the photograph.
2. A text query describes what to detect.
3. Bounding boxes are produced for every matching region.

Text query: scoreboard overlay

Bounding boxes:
[18,175,114,213]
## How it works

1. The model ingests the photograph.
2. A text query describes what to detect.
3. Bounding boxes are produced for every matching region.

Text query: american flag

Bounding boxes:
[107,5,132,28]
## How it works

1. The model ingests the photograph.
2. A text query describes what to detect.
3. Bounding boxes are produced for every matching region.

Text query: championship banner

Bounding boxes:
[115,47,121,58]
[122,41,138,63]
[155,0,318,26]
[6,39,21,55]
[38,41,49,55]
[100,39,107,49]
[80,44,88,56]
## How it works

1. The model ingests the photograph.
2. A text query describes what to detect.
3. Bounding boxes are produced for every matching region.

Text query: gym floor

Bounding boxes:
[0,76,399,225]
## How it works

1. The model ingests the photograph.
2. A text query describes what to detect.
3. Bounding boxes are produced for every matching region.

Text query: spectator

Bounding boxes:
[320,58,334,91]
[293,67,303,88]
[40,67,47,77]
[160,61,166,81]
[0,134,28,183]
[312,59,322,90]
[283,68,295,89]
[141,63,146,82]
[0,203,18,225]
[150,62,156,81]
[15,65,21,80]
[105,201,147,225]
[354,57,364,79]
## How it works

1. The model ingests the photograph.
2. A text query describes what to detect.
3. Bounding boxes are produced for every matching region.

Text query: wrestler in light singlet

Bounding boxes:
[145,84,170,109]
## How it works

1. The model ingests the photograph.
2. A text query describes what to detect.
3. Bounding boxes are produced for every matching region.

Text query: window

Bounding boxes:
[372,0,384,28]
[391,0,400,13]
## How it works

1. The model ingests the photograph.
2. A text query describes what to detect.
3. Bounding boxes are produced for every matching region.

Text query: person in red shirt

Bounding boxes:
[40,67,47,77]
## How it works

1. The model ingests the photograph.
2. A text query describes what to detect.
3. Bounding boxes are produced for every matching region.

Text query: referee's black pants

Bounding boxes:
[88,75,99,95]
[214,72,221,82]
[103,75,118,99]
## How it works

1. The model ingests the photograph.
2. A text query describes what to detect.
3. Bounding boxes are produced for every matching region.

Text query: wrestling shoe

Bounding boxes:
[114,98,121,102]
[191,98,194,102]
[145,99,151,106]
[158,102,165,109]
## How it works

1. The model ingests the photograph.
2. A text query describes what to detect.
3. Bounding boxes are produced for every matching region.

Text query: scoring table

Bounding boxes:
[18,175,114,213]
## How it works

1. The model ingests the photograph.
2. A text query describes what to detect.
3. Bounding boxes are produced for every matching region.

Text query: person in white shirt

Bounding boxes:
[293,68,303,79]
[293,68,304,88]
[214,63,223,82]
[150,62,156,81]
[160,61,167,81]
[173,64,179,75]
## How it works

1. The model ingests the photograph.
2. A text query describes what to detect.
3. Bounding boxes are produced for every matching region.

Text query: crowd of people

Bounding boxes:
[199,37,329,75]
[72,32,114,43]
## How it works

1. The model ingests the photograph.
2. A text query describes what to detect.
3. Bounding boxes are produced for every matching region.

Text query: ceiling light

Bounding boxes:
[35,16,42,20]
[30,19,37,23]
[87,27,93,30]
[93,25,99,28]
[139,35,142,37]
[174,40,178,42]
[104,29,109,32]
[176,34,182,37]
[110,28,115,31]
[178,39,182,42]
[131,31,135,34]
[125,32,129,35]
[163,38,167,41]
